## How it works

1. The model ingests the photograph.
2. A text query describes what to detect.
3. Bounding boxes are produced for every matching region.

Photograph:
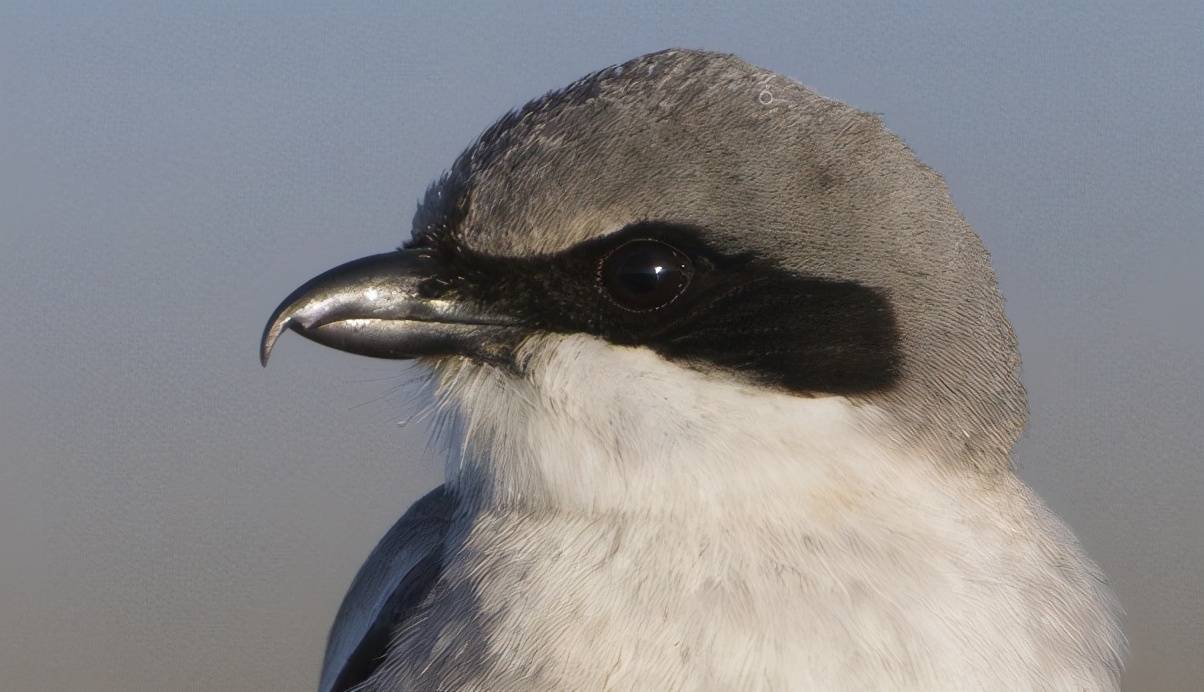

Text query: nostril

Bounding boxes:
[417,277,452,299]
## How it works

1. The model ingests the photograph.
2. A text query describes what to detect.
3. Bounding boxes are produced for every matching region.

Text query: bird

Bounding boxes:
[261,49,1124,691]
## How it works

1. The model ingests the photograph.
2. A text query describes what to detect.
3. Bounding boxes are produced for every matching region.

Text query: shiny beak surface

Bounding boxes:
[260,250,513,366]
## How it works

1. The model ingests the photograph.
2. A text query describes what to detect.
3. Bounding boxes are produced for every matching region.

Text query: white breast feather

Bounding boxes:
[376,334,1123,691]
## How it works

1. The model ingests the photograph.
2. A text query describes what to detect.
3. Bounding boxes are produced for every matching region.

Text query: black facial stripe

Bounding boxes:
[412,223,901,396]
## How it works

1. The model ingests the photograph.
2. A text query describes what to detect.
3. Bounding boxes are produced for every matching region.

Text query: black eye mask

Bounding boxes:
[406,222,902,397]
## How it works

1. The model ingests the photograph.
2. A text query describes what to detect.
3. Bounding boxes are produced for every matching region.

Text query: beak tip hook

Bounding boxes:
[259,315,292,368]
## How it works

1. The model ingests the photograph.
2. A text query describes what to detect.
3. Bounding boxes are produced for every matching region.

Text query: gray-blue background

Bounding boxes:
[2,3,1200,690]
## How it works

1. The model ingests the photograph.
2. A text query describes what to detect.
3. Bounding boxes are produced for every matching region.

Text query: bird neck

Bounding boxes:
[436,336,991,521]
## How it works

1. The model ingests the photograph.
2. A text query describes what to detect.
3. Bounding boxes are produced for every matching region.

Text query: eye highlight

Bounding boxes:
[598,239,693,312]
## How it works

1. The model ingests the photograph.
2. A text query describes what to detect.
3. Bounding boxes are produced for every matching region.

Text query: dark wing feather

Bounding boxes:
[319,486,454,692]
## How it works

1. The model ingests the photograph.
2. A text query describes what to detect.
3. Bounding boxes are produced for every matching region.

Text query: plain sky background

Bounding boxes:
[2,3,1201,690]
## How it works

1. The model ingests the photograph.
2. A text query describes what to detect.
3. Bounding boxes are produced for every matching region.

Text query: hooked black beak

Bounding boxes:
[260,250,515,366]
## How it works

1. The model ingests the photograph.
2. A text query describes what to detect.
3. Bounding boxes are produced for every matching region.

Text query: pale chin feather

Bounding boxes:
[430,332,932,517]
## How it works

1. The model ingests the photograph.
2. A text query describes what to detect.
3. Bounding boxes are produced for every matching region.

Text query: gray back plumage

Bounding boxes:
[320,487,454,692]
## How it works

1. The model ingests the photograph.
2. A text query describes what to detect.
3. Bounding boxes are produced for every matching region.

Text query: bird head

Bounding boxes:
[262,50,1026,514]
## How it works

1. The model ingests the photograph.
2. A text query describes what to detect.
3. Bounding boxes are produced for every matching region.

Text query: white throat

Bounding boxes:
[435,333,944,519]
[409,334,1122,690]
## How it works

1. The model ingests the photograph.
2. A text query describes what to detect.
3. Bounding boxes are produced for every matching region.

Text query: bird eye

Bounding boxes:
[598,240,693,312]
